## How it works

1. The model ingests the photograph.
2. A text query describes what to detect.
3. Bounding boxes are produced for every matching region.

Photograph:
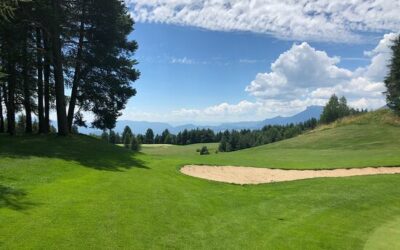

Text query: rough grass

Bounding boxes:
[316,109,400,130]
[0,110,400,249]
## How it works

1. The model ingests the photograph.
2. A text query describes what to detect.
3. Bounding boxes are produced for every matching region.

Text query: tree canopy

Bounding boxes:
[384,35,400,115]
[0,0,139,136]
[320,95,363,124]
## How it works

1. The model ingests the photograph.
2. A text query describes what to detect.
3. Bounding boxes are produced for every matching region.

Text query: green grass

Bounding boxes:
[1,110,400,249]
[364,217,400,250]
[142,111,400,169]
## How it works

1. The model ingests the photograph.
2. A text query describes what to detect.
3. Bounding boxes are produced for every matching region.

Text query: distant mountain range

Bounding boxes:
[78,105,324,135]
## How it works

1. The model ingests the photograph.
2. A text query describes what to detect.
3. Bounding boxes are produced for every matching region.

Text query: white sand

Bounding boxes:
[180,165,400,184]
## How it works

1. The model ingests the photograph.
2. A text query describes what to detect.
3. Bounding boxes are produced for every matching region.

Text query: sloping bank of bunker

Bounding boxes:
[180,165,400,185]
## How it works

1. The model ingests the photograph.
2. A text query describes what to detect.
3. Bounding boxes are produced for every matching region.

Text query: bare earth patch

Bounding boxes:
[181,165,400,185]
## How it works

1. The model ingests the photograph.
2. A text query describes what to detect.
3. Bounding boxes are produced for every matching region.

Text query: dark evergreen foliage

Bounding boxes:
[123,134,131,148]
[218,118,318,152]
[130,135,140,152]
[0,0,139,136]
[320,95,366,124]
[144,128,154,144]
[122,126,133,148]
[199,146,209,155]
[384,35,400,115]
[101,131,109,141]
[108,130,116,144]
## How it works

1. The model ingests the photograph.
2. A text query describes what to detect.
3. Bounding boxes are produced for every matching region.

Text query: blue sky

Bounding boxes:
[119,0,399,125]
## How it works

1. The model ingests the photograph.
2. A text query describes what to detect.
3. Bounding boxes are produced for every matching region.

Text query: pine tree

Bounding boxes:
[50,0,69,135]
[145,128,154,144]
[21,25,33,133]
[16,114,25,134]
[219,136,228,152]
[321,94,352,124]
[122,126,133,144]
[154,134,161,144]
[0,0,139,135]
[36,28,45,133]
[130,135,140,152]
[115,133,121,144]
[75,0,139,131]
[161,129,171,143]
[0,85,4,133]
[136,134,144,144]
[338,96,350,118]
[109,130,116,144]
[384,35,400,115]
[123,134,131,148]
[320,94,340,124]
[0,0,19,21]
[101,131,109,141]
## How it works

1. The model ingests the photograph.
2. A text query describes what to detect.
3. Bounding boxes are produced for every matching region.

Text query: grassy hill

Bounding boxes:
[0,110,400,249]
[143,109,400,169]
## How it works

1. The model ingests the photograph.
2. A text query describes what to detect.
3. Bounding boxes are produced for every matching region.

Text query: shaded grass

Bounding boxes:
[0,184,33,210]
[0,134,148,171]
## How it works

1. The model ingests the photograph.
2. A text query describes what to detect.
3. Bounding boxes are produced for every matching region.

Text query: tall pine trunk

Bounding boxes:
[0,85,4,133]
[6,61,16,135]
[43,31,51,133]
[67,2,86,132]
[22,29,33,133]
[36,28,45,133]
[2,83,8,133]
[50,0,68,135]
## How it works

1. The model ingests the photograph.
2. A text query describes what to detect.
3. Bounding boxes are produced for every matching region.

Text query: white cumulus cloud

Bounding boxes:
[127,0,400,42]
[355,33,399,81]
[246,33,398,112]
[245,42,353,99]
[120,32,397,123]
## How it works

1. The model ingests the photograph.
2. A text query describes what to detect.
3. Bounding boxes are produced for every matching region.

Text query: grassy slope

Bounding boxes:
[143,110,400,169]
[0,110,400,249]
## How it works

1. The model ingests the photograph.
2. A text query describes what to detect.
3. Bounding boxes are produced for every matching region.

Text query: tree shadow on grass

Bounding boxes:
[0,184,35,210]
[0,134,149,171]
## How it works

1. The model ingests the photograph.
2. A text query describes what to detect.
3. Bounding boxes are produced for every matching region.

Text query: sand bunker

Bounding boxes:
[181,165,400,184]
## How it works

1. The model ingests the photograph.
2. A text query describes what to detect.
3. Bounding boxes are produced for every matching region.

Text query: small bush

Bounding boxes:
[130,136,141,152]
[196,148,200,152]
[199,146,209,155]
[124,135,131,149]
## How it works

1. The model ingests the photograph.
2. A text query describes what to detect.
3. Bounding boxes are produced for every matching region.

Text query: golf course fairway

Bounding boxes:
[1,110,400,249]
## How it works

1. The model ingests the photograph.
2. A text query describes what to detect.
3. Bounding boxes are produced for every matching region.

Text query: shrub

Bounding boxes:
[124,135,131,148]
[130,136,141,152]
[199,146,209,155]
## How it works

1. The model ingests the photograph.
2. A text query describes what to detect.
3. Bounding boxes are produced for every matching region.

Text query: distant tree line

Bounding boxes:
[0,0,139,136]
[218,118,318,152]
[96,94,369,153]
[99,126,140,152]
[219,95,367,152]
[135,128,220,145]
[6,113,58,134]
[97,127,221,149]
